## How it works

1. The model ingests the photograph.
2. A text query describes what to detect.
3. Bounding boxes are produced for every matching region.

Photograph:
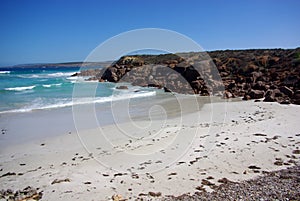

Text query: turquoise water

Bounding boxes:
[0,66,157,113]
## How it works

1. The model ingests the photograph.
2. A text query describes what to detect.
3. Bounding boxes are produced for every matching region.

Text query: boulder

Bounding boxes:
[292,90,300,105]
[252,81,266,91]
[264,90,275,102]
[280,99,291,104]
[273,89,284,97]
[227,81,236,90]
[164,87,172,93]
[223,91,233,99]
[279,86,294,97]
[242,94,251,100]
[248,90,265,99]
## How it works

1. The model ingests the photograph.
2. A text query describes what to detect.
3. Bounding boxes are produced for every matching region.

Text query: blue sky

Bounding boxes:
[0,0,299,65]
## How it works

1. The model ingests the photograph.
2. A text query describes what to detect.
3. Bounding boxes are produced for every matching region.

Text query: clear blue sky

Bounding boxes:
[0,0,299,65]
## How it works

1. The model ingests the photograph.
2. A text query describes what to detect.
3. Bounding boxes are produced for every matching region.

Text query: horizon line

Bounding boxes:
[1,46,299,68]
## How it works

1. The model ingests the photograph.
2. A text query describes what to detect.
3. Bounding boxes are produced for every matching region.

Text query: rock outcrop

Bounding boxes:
[76,48,300,105]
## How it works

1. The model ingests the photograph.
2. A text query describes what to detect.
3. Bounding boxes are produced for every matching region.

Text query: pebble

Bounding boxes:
[163,165,300,201]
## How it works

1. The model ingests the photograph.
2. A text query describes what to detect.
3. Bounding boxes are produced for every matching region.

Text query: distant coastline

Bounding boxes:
[2,47,299,69]
[0,61,112,69]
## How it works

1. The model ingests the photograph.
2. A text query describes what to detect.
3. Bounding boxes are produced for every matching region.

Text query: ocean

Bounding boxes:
[0,66,158,114]
[0,65,209,147]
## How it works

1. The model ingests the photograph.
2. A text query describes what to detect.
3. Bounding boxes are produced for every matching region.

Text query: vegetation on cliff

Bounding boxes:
[76,48,300,105]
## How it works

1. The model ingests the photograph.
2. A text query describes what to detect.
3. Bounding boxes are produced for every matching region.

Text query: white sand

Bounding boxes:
[0,100,299,200]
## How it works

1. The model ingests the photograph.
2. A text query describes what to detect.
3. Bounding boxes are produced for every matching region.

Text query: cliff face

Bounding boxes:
[78,48,300,104]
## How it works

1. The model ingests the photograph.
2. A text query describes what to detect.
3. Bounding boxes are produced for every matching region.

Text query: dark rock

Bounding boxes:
[279,86,294,97]
[217,178,231,184]
[164,87,172,93]
[280,99,291,104]
[0,172,16,178]
[242,95,251,100]
[201,179,215,186]
[223,91,233,99]
[253,133,267,136]
[292,90,300,105]
[0,186,42,201]
[248,90,265,99]
[274,161,283,166]
[148,191,162,197]
[83,181,92,184]
[292,149,300,154]
[283,75,298,87]
[51,178,70,185]
[116,86,128,90]
[252,81,266,91]
[195,186,206,192]
[148,83,162,88]
[248,165,261,170]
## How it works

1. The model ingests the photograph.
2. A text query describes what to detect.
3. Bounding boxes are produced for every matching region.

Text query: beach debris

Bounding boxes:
[274,158,284,166]
[248,165,261,170]
[27,166,42,173]
[253,133,267,137]
[168,172,177,176]
[165,165,300,200]
[131,173,139,179]
[51,178,70,185]
[218,177,231,184]
[292,149,300,154]
[83,181,91,185]
[0,172,16,178]
[112,194,126,201]
[114,173,125,177]
[201,179,216,187]
[148,191,162,197]
[195,186,206,192]
[0,186,42,200]
[206,176,214,180]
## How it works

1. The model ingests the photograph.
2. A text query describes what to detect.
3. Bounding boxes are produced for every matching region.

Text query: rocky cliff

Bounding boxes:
[76,48,300,104]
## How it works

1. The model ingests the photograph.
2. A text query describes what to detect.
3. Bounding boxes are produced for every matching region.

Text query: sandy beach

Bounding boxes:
[1,0,299,200]
[0,99,299,200]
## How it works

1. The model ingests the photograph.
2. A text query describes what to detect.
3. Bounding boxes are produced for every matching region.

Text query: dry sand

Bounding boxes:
[0,100,299,200]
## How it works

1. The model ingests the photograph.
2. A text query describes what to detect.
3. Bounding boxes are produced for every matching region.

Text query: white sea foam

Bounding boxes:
[5,85,36,91]
[47,72,78,77]
[42,83,62,88]
[0,91,156,113]
[19,72,78,79]
[68,76,86,83]
[0,71,10,74]
[66,76,79,80]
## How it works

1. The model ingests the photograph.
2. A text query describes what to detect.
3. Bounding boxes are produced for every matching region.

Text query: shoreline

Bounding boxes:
[0,100,299,200]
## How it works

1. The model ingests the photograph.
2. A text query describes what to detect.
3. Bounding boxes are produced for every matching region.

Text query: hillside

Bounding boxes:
[76,48,300,105]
